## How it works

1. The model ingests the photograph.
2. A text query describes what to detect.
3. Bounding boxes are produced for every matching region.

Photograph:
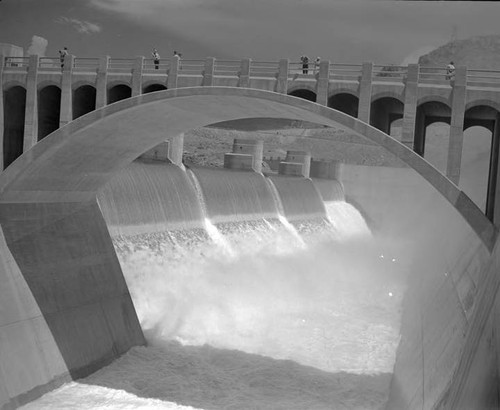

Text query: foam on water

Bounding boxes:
[20,201,408,410]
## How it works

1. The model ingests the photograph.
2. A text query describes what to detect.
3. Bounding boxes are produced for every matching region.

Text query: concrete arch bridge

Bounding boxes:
[0,87,499,409]
[2,54,500,218]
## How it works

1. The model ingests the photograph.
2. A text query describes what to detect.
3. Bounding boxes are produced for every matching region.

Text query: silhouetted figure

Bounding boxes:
[446,61,455,80]
[152,48,160,69]
[300,55,309,74]
[59,47,68,69]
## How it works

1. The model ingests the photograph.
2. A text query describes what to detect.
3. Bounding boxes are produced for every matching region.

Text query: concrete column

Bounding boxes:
[59,54,74,127]
[167,55,179,89]
[225,139,263,172]
[23,54,39,151]
[316,60,330,106]
[239,58,251,88]
[203,57,215,86]
[446,66,467,184]
[284,150,311,177]
[131,56,144,97]
[401,64,420,149]
[489,113,500,224]
[276,59,288,94]
[168,133,185,167]
[357,62,373,123]
[95,56,109,109]
[0,54,4,170]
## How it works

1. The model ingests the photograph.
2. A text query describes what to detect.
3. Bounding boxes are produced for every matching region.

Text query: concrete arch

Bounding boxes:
[71,80,98,91]
[107,83,132,105]
[1,86,493,248]
[2,85,26,169]
[328,89,358,99]
[37,85,61,141]
[287,83,316,95]
[36,80,61,91]
[328,93,359,118]
[371,91,403,104]
[370,96,404,134]
[73,85,97,120]
[465,99,500,113]
[417,94,451,109]
[0,86,496,408]
[3,81,27,91]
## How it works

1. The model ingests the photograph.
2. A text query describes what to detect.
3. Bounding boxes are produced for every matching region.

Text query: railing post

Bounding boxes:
[168,55,179,89]
[96,56,109,108]
[489,112,500,224]
[239,58,251,88]
[23,54,39,152]
[401,63,419,149]
[316,60,330,106]
[276,59,289,94]
[203,57,215,86]
[447,66,467,184]
[59,54,74,127]
[132,56,144,97]
[357,62,373,123]
[0,54,4,170]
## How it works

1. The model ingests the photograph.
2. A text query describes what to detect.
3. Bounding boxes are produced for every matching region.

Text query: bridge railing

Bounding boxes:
[3,56,30,71]
[250,60,279,77]
[39,57,60,71]
[73,57,100,73]
[178,59,204,75]
[467,68,500,86]
[329,63,362,80]
[108,58,136,72]
[418,66,450,83]
[372,65,407,81]
[214,60,241,76]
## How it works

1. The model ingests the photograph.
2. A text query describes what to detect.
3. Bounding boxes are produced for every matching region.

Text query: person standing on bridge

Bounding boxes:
[314,56,321,74]
[301,55,309,74]
[59,47,68,69]
[152,48,160,69]
[446,61,455,80]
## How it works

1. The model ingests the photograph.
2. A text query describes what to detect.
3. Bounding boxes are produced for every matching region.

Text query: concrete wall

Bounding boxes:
[342,163,499,409]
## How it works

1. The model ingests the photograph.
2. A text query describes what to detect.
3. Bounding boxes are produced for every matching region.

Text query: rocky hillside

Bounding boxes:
[418,35,500,70]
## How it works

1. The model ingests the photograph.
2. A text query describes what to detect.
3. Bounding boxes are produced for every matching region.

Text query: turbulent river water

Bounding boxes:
[21,200,408,410]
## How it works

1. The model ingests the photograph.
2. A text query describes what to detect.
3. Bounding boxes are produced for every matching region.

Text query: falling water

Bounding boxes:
[21,169,408,410]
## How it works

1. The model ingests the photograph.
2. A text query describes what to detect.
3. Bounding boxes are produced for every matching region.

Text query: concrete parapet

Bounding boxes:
[231,138,263,172]
[285,150,311,177]
[278,161,306,176]
[224,153,254,171]
[310,159,343,180]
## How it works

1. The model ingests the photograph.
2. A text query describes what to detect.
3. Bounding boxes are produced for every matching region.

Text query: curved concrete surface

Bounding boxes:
[0,87,498,409]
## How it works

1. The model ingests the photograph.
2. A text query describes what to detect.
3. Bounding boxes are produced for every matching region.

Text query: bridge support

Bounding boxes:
[203,57,215,86]
[95,56,109,109]
[447,66,467,184]
[0,54,4,170]
[239,58,250,88]
[132,56,144,97]
[60,55,74,127]
[358,62,373,123]
[316,60,330,106]
[401,64,419,150]
[23,54,39,152]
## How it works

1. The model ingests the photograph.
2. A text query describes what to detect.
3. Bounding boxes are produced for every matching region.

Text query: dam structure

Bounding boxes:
[2,53,500,219]
[0,80,499,408]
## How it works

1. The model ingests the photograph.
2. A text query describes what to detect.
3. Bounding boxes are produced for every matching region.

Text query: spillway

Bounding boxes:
[17,161,406,409]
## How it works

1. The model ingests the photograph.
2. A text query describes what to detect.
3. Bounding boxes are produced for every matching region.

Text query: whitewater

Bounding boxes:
[20,201,408,410]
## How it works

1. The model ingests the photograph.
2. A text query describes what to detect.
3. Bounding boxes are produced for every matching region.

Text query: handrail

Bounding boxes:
[214,60,240,76]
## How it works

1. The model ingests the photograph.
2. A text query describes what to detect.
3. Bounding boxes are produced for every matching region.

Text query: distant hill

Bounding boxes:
[418,35,500,70]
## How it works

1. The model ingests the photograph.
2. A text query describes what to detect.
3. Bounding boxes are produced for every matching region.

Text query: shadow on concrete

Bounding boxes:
[80,340,392,409]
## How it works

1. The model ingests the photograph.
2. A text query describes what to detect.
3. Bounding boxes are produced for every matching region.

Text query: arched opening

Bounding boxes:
[143,84,167,94]
[38,85,61,141]
[108,84,132,105]
[415,101,451,173]
[73,85,96,120]
[328,93,359,118]
[3,86,26,169]
[462,105,499,218]
[288,89,316,102]
[370,97,404,134]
